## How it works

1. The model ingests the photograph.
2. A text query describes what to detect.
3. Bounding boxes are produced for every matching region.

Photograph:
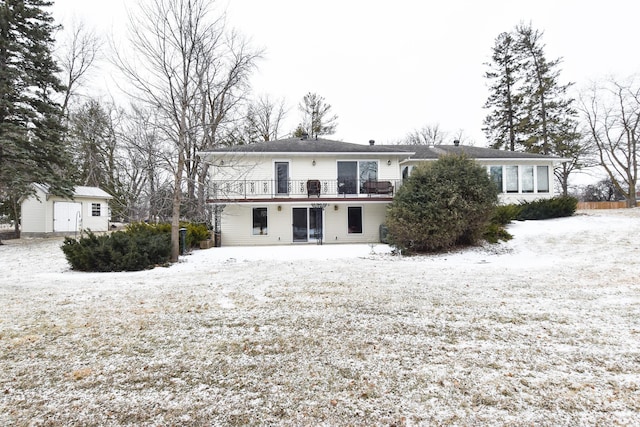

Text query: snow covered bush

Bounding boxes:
[385,154,499,253]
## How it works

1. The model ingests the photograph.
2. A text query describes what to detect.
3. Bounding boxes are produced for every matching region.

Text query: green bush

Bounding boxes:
[125,221,210,249]
[482,222,513,244]
[491,204,523,226]
[516,196,578,220]
[481,196,578,245]
[385,154,499,253]
[62,227,171,272]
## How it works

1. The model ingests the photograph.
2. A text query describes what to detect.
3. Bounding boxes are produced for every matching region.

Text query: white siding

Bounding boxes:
[219,202,389,246]
[20,188,49,233]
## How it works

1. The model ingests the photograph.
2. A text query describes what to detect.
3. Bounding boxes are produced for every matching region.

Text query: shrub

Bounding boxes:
[515,196,578,220]
[483,222,513,244]
[125,221,210,249]
[491,204,522,226]
[62,228,171,272]
[385,154,499,253]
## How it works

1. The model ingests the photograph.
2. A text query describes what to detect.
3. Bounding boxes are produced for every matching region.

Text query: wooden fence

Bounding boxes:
[577,201,638,209]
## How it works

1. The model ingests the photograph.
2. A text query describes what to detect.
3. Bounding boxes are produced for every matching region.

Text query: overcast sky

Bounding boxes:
[52,0,640,147]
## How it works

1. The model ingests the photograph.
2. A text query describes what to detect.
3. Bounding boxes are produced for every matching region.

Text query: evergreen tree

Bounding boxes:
[482,32,524,151]
[294,92,338,139]
[515,23,578,156]
[385,154,498,253]
[0,0,74,238]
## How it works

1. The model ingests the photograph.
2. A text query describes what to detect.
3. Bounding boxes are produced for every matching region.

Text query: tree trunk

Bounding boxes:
[171,149,185,262]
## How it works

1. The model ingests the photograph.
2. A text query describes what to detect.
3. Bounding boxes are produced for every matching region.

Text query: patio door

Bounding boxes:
[292,207,323,242]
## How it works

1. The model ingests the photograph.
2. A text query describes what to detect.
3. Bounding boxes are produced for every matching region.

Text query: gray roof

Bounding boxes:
[204,137,411,154]
[400,145,562,160]
[203,137,563,161]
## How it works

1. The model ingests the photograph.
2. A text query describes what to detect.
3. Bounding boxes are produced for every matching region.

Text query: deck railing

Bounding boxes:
[209,179,401,200]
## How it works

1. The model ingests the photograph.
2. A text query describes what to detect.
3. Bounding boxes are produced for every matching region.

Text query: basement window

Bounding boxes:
[348,206,362,234]
[252,207,268,235]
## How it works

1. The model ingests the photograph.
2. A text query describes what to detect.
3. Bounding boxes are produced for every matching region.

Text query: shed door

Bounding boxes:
[53,202,82,232]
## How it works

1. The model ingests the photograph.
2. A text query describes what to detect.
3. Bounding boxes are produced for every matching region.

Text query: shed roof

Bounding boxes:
[33,183,112,199]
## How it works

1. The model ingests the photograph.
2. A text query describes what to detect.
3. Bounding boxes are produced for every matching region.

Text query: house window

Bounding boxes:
[91,203,101,217]
[348,206,362,234]
[505,165,519,193]
[522,165,534,193]
[338,161,358,194]
[337,161,378,194]
[359,161,378,193]
[489,166,503,193]
[275,162,289,194]
[537,166,549,192]
[252,207,268,235]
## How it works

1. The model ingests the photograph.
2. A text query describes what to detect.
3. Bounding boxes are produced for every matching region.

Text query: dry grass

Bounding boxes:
[1,210,639,425]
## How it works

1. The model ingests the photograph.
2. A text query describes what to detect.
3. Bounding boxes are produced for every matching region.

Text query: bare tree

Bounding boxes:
[402,123,448,145]
[188,28,261,222]
[115,0,258,261]
[245,94,287,142]
[552,122,598,196]
[56,19,102,117]
[580,76,639,207]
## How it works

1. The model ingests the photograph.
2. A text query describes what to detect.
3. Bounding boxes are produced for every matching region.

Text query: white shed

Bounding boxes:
[20,184,113,237]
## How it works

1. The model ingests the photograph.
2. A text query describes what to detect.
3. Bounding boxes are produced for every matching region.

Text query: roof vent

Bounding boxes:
[369,139,375,146]
[453,139,460,146]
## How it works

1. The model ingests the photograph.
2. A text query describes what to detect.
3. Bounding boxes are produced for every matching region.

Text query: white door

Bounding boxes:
[53,202,82,232]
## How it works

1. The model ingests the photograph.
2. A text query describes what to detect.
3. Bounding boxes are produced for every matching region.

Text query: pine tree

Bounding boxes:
[294,92,338,139]
[0,0,74,237]
[483,32,524,151]
[515,23,578,156]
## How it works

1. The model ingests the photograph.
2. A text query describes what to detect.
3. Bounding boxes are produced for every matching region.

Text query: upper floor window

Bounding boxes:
[275,162,289,194]
[337,161,378,194]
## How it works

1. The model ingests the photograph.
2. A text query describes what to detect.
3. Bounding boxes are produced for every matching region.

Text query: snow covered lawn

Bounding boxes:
[1,209,639,425]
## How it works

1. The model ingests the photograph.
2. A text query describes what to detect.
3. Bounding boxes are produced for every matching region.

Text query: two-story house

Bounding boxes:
[199,137,566,246]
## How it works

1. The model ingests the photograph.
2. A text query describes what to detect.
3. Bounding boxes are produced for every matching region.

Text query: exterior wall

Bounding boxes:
[20,188,50,233]
[82,199,110,232]
[219,201,389,246]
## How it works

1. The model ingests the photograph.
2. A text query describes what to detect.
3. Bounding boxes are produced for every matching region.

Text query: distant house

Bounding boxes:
[20,184,112,237]
[198,137,566,246]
